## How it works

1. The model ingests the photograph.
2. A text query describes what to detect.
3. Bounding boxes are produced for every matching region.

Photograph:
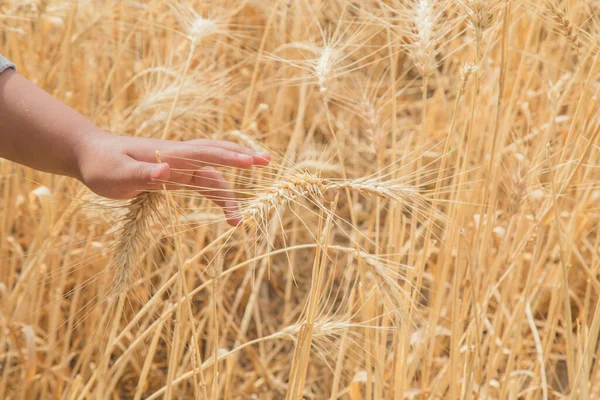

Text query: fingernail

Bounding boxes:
[256,152,270,159]
[150,165,163,181]
[238,154,253,161]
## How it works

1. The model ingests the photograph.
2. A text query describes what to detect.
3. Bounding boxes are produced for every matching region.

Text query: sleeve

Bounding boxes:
[0,53,16,73]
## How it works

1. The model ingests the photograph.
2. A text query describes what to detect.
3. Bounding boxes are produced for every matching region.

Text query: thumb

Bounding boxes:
[124,160,172,189]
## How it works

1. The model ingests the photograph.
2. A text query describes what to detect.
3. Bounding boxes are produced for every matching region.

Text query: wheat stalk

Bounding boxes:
[7,1,600,398]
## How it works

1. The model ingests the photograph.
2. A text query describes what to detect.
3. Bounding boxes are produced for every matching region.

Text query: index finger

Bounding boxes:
[189,139,271,166]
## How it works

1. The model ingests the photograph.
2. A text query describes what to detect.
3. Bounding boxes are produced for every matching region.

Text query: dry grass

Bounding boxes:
[1,0,600,398]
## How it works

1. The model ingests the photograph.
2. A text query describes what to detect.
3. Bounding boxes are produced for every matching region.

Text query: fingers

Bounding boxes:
[164,144,269,169]
[251,152,270,166]
[188,139,271,166]
[121,160,241,226]
[187,146,256,169]
[125,137,270,168]
[191,167,242,227]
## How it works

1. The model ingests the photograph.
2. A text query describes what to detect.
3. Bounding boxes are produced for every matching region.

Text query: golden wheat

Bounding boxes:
[1,0,600,398]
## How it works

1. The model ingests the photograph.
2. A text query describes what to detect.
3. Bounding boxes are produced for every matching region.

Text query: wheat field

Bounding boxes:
[1,0,600,398]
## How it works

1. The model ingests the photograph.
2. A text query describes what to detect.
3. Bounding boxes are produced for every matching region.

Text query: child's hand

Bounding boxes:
[78,133,270,226]
[0,69,269,227]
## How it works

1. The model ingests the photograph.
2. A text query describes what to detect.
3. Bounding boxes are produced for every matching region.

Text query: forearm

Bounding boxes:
[0,69,103,179]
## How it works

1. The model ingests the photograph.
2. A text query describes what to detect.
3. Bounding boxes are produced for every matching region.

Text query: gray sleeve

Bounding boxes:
[0,53,16,73]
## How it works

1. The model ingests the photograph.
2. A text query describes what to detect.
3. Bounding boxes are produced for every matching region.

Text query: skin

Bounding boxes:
[0,68,269,226]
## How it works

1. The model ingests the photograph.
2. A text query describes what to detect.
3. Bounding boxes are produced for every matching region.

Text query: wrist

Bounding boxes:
[72,128,114,184]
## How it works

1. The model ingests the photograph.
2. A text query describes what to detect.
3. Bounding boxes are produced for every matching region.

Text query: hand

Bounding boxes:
[0,70,269,226]
[77,131,270,226]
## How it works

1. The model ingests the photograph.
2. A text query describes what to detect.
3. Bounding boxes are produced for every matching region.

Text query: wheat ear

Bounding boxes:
[114,19,201,292]
[241,172,425,229]
[241,173,326,225]
[546,1,581,58]
[112,191,162,294]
